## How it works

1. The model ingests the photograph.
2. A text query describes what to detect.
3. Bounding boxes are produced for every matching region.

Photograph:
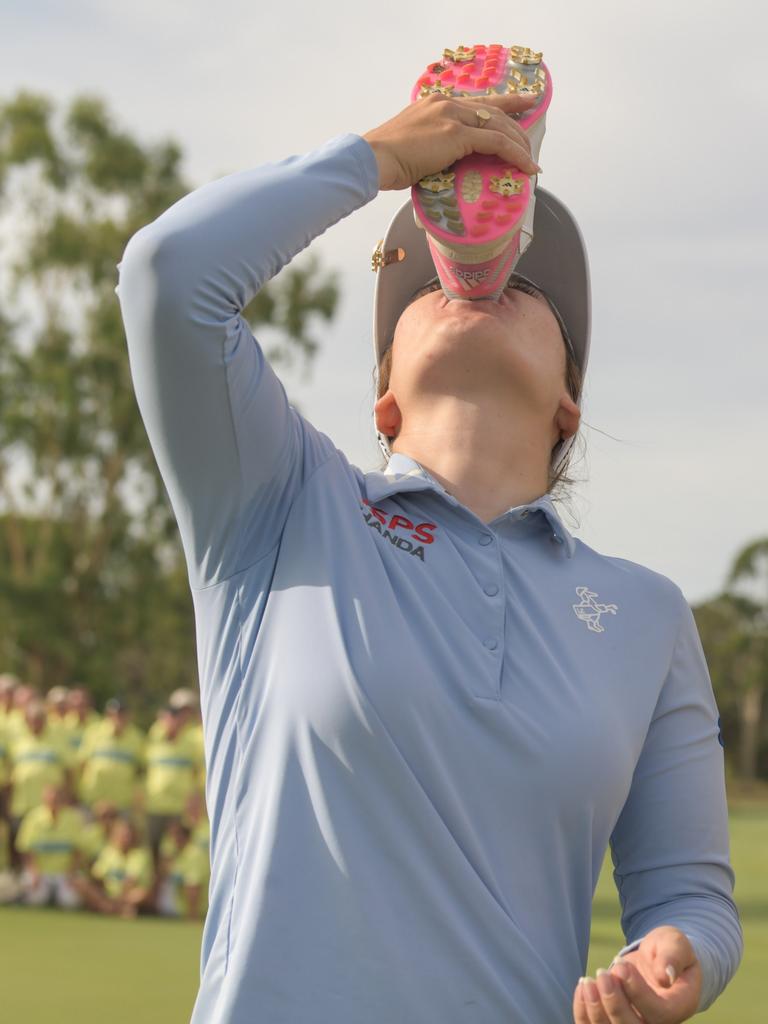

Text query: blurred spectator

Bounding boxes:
[0,732,8,820]
[45,686,72,759]
[160,791,210,864]
[77,699,145,812]
[145,705,204,861]
[167,687,197,718]
[0,812,22,904]
[9,701,71,829]
[63,685,100,754]
[0,673,19,729]
[7,683,39,740]
[184,791,210,857]
[0,681,13,816]
[15,783,83,908]
[80,800,121,865]
[156,820,209,920]
[151,688,203,752]
[74,818,154,918]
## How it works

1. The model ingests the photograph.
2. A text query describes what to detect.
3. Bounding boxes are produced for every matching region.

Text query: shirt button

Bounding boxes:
[483,637,498,651]
[478,534,493,546]
[484,584,499,597]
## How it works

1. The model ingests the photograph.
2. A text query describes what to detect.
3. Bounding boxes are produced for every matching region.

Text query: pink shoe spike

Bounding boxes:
[410,45,552,300]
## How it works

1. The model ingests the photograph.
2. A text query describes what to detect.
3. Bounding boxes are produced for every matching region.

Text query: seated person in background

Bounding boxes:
[74,817,154,918]
[79,799,121,866]
[0,675,19,807]
[144,705,203,863]
[0,711,10,819]
[156,819,209,921]
[77,698,145,813]
[15,783,83,908]
[0,812,23,904]
[181,790,210,859]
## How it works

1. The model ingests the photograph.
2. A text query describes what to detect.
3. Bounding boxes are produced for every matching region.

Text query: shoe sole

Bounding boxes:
[410,44,552,299]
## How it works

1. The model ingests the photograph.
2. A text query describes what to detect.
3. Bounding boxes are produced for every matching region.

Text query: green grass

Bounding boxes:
[1,802,764,1022]
[587,800,767,1022]
[0,907,202,1023]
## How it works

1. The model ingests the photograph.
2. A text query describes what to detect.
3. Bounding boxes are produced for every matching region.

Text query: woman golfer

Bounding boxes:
[117,92,743,1023]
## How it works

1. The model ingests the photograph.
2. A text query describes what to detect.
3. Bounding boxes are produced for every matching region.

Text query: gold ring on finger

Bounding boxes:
[475,108,492,128]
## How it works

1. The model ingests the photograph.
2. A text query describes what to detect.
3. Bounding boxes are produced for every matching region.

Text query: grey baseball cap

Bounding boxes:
[371,186,591,473]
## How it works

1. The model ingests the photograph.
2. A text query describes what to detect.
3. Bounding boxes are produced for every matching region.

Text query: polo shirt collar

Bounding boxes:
[366,453,576,558]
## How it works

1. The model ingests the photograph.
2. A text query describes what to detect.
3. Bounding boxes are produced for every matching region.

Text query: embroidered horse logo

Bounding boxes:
[572,586,618,633]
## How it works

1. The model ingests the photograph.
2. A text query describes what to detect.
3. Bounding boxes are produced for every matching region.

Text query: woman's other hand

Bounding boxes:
[573,926,703,1023]
[362,93,541,192]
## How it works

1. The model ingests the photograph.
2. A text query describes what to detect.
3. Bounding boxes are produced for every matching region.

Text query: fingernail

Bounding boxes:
[666,964,677,984]
[596,968,615,994]
[613,963,630,981]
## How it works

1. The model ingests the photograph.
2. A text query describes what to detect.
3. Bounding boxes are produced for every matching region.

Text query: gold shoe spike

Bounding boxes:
[418,170,456,193]
[508,45,543,65]
[506,69,526,92]
[419,82,455,98]
[443,45,476,63]
[489,171,525,197]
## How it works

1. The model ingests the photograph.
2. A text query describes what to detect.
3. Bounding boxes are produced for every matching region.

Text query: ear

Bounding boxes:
[554,393,581,443]
[374,390,402,439]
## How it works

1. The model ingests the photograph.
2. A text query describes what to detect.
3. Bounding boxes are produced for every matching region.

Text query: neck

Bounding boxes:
[392,399,553,523]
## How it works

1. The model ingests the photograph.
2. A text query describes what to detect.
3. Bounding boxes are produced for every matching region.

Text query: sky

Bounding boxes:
[1,0,766,603]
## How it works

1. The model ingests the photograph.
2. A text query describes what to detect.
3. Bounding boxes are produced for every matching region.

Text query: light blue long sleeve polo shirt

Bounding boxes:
[115,132,743,1022]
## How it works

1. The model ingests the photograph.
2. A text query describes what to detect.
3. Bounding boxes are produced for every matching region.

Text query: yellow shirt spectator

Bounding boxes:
[78,713,145,811]
[192,815,210,856]
[0,721,10,788]
[159,834,209,918]
[79,803,121,863]
[16,803,84,875]
[10,727,70,819]
[145,713,203,816]
[5,706,29,741]
[0,817,10,873]
[160,798,210,861]
[62,708,101,756]
[92,843,154,900]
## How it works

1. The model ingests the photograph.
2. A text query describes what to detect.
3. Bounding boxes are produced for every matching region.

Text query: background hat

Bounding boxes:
[46,685,70,705]
[105,697,128,714]
[168,687,199,711]
[372,186,592,473]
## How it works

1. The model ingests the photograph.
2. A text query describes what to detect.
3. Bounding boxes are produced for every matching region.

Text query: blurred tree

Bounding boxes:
[0,89,339,712]
[693,537,768,784]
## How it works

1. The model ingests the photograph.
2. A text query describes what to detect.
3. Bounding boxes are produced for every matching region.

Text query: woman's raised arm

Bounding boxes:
[115,133,379,587]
